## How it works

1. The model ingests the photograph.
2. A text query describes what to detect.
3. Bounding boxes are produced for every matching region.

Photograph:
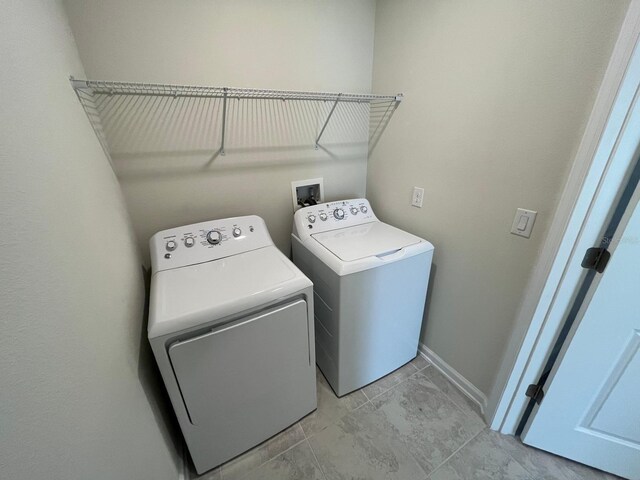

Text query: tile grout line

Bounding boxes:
[353,398,371,411]
[424,427,487,479]
[220,425,307,480]
[490,438,538,480]
[361,387,370,401]
[415,368,484,422]
[364,363,432,403]
[304,393,371,444]
[302,421,329,480]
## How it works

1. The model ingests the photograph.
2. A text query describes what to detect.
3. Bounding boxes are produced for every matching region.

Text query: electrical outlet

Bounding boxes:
[411,187,424,208]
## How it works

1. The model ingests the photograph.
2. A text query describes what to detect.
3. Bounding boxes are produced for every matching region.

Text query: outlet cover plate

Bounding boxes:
[412,187,424,208]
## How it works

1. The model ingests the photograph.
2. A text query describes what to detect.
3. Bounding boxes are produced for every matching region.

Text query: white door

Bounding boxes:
[521,190,640,479]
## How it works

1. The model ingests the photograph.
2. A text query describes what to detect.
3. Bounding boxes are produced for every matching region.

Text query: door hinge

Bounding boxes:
[581,247,611,273]
[525,383,545,405]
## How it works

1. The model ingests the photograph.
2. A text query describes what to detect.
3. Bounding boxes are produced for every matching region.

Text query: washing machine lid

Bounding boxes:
[311,221,423,262]
[148,245,312,338]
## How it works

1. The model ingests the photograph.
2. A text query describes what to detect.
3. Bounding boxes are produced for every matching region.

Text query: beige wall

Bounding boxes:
[56,0,629,404]
[368,0,628,395]
[0,1,180,479]
[63,0,377,261]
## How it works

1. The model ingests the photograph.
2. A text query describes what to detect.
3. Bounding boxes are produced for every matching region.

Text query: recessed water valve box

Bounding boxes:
[291,178,324,211]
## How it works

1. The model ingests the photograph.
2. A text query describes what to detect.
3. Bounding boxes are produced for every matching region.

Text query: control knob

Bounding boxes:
[184,237,195,248]
[308,214,316,224]
[232,227,242,238]
[206,230,222,245]
[165,240,177,251]
[333,208,345,220]
[319,213,328,221]
[350,207,358,215]
[360,205,368,213]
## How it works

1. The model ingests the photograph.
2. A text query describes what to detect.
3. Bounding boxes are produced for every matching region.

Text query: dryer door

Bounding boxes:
[168,299,315,463]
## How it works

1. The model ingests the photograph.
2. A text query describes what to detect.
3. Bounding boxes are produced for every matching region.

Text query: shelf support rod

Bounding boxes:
[220,88,228,156]
[315,94,342,148]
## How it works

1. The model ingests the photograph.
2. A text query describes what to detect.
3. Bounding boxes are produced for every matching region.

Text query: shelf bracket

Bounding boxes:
[220,88,228,156]
[315,94,342,148]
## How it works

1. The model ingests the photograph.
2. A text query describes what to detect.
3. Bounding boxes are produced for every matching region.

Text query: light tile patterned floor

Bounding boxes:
[190,357,620,480]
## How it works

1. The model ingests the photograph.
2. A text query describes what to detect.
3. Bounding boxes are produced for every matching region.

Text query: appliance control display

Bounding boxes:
[206,230,223,245]
[293,199,377,238]
[150,215,272,273]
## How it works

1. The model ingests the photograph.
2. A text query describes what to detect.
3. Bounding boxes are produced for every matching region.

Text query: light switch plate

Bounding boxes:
[412,187,424,208]
[511,208,537,238]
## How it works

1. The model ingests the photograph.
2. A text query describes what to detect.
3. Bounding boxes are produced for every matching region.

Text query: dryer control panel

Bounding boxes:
[293,198,377,239]
[150,215,273,273]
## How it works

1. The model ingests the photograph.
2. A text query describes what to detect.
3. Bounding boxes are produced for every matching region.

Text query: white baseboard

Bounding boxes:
[418,343,488,416]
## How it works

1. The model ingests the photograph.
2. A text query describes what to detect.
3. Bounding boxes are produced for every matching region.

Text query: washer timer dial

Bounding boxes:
[333,208,345,220]
[206,230,223,245]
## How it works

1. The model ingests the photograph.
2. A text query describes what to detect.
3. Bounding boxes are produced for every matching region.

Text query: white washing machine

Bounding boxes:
[292,199,433,397]
[148,216,316,474]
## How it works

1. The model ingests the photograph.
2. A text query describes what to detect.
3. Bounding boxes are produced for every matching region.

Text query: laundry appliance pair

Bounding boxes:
[147,199,433,474]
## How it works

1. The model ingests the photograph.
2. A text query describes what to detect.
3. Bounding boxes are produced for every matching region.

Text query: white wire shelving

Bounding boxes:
[70,77,403,158]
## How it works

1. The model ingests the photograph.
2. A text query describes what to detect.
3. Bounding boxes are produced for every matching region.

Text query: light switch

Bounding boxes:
[516,215,529,232]
[511,208,537,238]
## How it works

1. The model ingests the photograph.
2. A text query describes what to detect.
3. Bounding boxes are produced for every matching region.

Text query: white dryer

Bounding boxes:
[148,216,316,474]
[292,199,433,397]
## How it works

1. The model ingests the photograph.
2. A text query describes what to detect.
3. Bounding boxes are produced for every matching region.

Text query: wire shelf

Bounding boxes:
[70,77,402,159]
[71,78,402,104]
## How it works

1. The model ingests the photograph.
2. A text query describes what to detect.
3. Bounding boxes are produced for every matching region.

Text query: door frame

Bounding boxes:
[489,0,640,434]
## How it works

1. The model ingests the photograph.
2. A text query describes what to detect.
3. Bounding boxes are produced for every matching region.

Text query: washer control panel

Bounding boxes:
[150,215,273,273]
[293,198,377,238]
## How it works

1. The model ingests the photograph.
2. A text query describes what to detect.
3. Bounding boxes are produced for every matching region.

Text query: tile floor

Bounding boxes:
[190,356,621,480]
